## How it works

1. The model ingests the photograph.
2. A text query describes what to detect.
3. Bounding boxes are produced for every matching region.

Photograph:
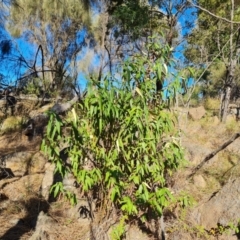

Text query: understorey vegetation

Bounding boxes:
[42,40,189,239]
[1,1,240,239]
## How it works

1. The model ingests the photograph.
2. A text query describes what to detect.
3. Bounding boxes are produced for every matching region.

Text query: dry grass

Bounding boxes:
[0,194,92,240]
[168,110,240,239]
[1,104,240,240]
[203,97,220,111]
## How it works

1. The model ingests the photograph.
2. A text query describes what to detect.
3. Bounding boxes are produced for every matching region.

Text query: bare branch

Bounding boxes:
[187,0,240,24]
[185,26,240,105]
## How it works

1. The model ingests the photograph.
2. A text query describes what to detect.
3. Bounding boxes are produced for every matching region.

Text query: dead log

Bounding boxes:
[50,94,79,114]
[188,132,240,178]
[23,95,79,137]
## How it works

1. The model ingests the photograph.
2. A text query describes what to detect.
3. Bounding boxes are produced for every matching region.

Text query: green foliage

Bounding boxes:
[185,0,240,101]
[177,193,195,209]
[228,220,240,234]
[110,216,127,240]
[9,0,91,37]
[204,97,220,110]
[22,78,42,96]
[42,42,185,232]
[8,0,94,93]
[111,0,151,39]
[108,0,180,64]
[203,221,240,237]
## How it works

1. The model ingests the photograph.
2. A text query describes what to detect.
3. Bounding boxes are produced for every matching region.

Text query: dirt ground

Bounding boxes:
[1,109,240,239]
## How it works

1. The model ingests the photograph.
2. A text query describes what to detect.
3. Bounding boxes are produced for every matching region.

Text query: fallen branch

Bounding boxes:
[188,132,240,178]
[23,94,80,136]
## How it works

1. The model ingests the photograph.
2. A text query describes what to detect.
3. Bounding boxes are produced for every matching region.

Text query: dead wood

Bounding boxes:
[188,132,240,178]
[24,95,79,136]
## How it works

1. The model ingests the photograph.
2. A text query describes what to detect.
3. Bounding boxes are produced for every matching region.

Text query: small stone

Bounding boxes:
[29,152,47,174]
[193,175,206,188]
[41,163,55,200]
[5,152,33,177]
[188,106,206,121]
[212,116,220,126]
[3,174,44,201]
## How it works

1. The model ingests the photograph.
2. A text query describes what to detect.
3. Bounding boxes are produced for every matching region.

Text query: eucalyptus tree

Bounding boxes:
[185,0,240,121]
[0,0,19,88]
[101,0,193,96]
[7,0,96,93]
[7,0,193,98]
[0,0,10,55]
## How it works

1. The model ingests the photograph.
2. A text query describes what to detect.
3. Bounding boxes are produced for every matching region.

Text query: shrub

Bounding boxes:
[204,97,220,110]
[42,40,186,238]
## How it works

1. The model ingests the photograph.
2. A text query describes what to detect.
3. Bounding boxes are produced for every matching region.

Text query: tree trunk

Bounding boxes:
[220,72,233,122]
[220,0,235,122]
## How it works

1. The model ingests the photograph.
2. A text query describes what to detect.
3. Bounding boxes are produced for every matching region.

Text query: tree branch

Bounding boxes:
[187,0,240,24]
[188,132,240,178]
[185,26,240,105]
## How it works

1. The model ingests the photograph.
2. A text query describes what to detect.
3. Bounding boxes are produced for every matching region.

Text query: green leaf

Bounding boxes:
[157,64,162,80]
[99,117,102,133]
[135,87,143,98]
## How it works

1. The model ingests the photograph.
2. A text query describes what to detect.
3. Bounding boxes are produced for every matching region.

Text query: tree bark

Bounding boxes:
[220,74,233,123]
[220,0,235,122]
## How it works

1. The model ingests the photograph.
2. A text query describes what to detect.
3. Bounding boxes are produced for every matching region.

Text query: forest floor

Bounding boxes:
[1,106,240,239]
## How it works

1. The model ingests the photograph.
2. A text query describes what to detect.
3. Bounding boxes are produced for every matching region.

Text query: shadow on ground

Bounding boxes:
[0,197,50,240]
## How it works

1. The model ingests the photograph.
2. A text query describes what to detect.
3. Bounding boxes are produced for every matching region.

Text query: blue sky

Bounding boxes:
[0,2,197,92]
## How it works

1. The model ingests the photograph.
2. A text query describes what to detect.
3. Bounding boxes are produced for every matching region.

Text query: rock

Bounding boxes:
[29,211,56,240]
[192,177,240,232]
[3,174,44,201]
[62,172,79,195]
[29,103,54,118]
[193,175,206,188]
[168,232,193,240]
[211,116,220,126]
[226,138,240,154]
[5,152,34,177]
[217,235,237,240]
[23,115,49,137]
[229,103,238,109]
[41,163,55,200]
[188,106,206,121]
[0,177,19,189]
[229,107,238,115]
[29,152,47,174]
[0,198,11,211]
[125,225,150,240]
[226,114,236,123]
